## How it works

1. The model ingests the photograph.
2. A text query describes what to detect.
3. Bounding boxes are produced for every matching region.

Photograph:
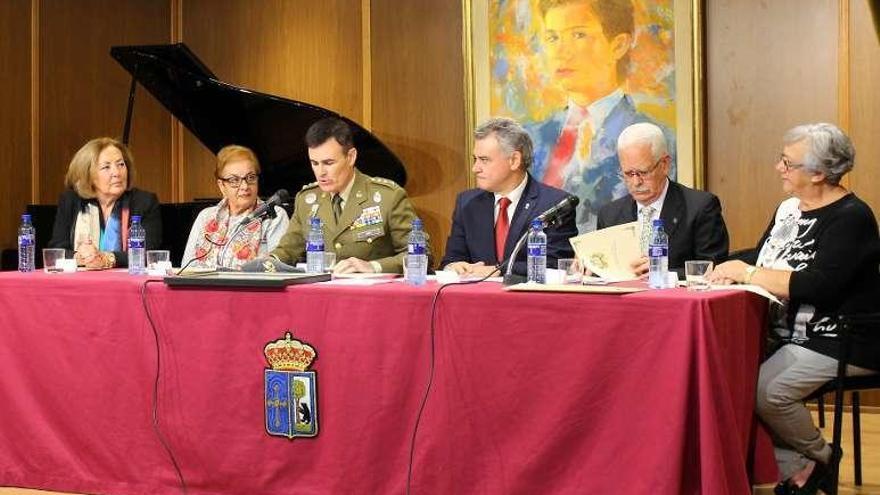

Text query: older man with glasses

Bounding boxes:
[596,122,729,277]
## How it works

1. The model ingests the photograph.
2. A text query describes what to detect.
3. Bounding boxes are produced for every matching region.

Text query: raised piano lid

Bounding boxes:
[110,43,407,197]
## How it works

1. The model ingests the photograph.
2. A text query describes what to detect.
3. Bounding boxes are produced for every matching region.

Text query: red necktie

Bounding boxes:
[544,107,589,188]
[495,197,511,262]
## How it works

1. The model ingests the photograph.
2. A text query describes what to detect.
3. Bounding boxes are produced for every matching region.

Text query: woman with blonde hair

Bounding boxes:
[48,137,161,269]
[182,144,289,269]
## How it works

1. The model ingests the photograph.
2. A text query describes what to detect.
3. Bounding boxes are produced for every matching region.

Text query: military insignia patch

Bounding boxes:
[264,332,318,439]
[305,193,317,205]
[351,205,383,229]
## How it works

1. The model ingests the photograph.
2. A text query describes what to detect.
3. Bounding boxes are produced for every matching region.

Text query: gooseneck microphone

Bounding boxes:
[535,194,579,226]
[502,194,579,285]
[241,189,290,225]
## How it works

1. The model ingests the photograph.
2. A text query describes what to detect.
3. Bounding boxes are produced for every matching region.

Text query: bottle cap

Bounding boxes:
[531,218,543,229]
[412,218,423,228]
[131,215,142,222]
[652,218,664,228]
[22,214,31,221]
[310,216,321,226]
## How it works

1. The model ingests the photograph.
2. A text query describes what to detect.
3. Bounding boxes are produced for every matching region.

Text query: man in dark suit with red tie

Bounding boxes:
[441,117,578,277]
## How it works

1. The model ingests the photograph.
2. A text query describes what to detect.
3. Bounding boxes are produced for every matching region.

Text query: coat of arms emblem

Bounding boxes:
[264,332,318,439]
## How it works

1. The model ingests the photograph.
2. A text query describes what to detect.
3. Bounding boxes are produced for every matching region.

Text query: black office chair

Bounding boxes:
[806,313,880,495]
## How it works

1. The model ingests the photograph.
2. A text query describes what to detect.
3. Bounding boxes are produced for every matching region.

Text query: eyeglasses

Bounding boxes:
[219,173,259,187]
[777,154,805,173]
[618,158,663,181]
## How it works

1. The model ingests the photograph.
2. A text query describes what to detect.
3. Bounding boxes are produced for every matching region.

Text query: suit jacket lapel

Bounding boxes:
[472,191,497,261]
[331,170,367,242]
[505,175,539,258]
[659,181,684,238]
[623,197,638,224]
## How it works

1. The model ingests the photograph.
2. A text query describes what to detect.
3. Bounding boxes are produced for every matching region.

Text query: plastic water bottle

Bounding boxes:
[405,218,428,286]
[17,214,36,272]
[306,217,325,273]
[526,219,547,284]
[128,215,146,275]
[648,219,669,289]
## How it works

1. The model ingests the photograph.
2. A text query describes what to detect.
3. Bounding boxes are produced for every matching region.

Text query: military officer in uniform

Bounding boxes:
[271,117,426,274]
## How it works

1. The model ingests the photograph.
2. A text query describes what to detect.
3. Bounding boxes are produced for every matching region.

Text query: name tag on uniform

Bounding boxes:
[351,206,383,229]
[355,227,384,242]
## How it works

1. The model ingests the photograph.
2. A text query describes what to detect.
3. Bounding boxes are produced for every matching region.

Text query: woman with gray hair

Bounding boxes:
[711,123,880,494]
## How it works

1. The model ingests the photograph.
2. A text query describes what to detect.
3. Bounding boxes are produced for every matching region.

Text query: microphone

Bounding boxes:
[240,257,304,273]
[241,189,290,225]
[535,195,579,226]
[502,194,579,285]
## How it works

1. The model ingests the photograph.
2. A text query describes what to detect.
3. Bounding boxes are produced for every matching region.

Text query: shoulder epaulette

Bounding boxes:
[300,181,319,191]
[369,176,400,189]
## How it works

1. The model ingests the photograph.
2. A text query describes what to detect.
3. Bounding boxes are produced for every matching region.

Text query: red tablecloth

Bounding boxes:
[0,271,774,494]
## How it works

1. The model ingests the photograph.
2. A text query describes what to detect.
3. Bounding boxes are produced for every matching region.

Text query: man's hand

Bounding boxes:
[442,261,499,277]
[630,256,649,278]
[333,257,376,274]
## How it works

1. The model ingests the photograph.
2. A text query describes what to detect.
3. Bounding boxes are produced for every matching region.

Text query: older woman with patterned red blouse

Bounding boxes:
[182,145,289,269]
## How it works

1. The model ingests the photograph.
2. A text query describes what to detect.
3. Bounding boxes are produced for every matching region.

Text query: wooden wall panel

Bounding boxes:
[847,0,880,409]
[706,0,839,250]
[0,0,32,251]
[370,0,468,263]
[180,0,364,201]
[848,0,880,214]
[39,0,172,205]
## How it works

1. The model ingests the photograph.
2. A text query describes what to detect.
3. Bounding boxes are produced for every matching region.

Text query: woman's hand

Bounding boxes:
[75,239,99,267]
[708,260,749,285]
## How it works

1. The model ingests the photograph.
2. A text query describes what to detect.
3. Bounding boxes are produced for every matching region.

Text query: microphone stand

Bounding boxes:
[501,213,572,286]
[217,201,283,268]
[216,217,258,268]
[502,230,530,285]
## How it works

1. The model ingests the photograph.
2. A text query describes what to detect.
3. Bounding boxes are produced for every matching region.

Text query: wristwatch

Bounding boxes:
[744,265,758,284]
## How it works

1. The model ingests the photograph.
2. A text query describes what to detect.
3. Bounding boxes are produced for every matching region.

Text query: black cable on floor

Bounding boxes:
[140,279,188,495]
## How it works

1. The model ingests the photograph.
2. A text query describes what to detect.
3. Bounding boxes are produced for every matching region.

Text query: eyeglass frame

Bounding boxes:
[618,157,665,181]
[217,173,260,188]
[777,153,807,173]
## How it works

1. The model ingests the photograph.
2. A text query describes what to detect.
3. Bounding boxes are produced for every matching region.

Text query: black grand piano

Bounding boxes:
[6,43,406,268]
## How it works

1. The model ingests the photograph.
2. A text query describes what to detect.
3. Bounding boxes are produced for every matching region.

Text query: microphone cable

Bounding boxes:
[175,217,258,275]
[140,279,188,495]
[176,198,289,275]
[405,265,502,495]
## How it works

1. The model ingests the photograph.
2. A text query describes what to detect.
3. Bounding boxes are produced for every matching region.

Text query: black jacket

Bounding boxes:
[597,180,729,276]
[48,188,162,267]
[441,174,577,275]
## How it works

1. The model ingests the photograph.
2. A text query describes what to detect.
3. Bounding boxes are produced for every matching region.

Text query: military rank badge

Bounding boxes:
[264,332,318,439]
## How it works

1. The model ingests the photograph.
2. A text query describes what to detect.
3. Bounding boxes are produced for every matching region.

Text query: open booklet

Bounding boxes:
[568,221,641,282]
[706,283,782,304]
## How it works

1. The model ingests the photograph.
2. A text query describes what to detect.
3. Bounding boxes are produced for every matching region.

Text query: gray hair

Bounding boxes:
[783,123,854,185]
[616,122,668,161]
[474,117,534,169]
